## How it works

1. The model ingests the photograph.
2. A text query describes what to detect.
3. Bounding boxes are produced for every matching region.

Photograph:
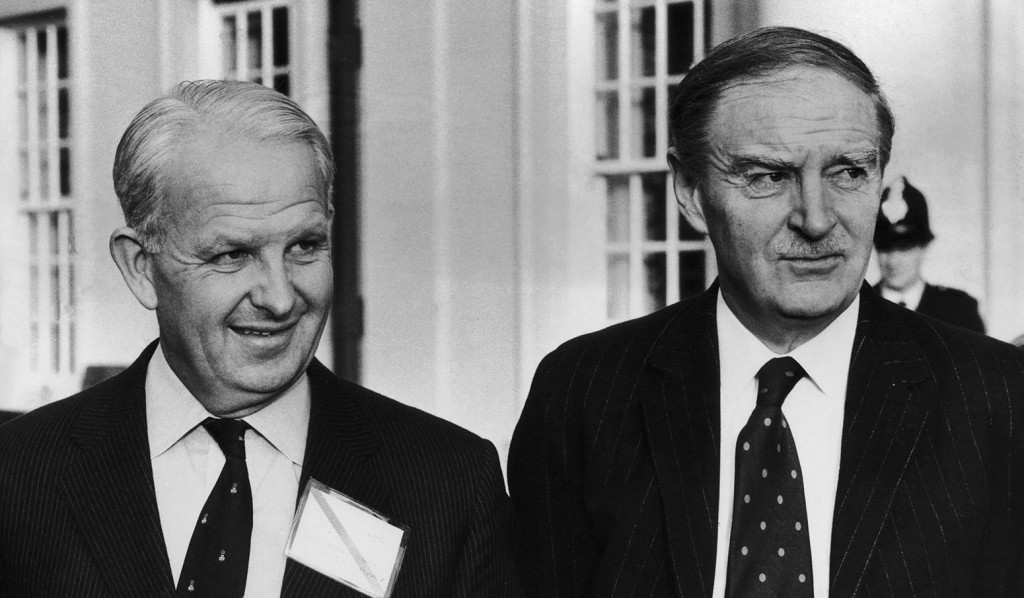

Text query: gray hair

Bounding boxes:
[669,26,895,187]
[112,79,335,249]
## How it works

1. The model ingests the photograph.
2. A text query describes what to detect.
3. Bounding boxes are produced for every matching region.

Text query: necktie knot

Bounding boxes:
[203,418,249,460]
[756,357,806,407]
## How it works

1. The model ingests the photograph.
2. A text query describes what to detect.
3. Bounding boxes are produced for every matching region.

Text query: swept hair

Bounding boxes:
[112,80,334,249]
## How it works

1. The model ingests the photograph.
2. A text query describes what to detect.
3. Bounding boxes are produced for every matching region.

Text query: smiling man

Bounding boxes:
[509,27,1024,597]
[0,80,520,598]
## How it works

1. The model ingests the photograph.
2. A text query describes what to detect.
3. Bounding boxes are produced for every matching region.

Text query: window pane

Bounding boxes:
[59,148,71,196]
[69,264,76,371]
[17,31,27,86]
[38,89,48,140]
[631,6,655,78]
[607,254,630,319]
[273,74,290,96]
[272,6,289,67]
[67,211,76,254]
[596,90,620,160]
[39,149,50,198]
[606,175,630,242]
[57,26,68,79]
[667,1,695,75]
[18,92,27,143]
[19,150,29,199]
[49,212,60,256]
[631,86,656,158]
[679,250,706,299]
[29,213,39,256]
[641,173,665,241]
[51,264,60,372]
[596,11,619,81]
[221,15,237,77]
[247,11,263,73]
[643,252,667,312]
[30,321,39,370]
[58,87,69,139]
[36,29,47,82]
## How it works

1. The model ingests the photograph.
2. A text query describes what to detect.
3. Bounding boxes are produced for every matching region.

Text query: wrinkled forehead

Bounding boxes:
[707,67,882,156]
[714,67,879,128]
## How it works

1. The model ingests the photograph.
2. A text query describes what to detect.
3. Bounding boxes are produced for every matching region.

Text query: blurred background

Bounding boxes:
[1,0,1022,464]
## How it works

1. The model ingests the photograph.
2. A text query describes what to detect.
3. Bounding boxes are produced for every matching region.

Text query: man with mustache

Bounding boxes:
[509,27,1024,597]
[0,80,521,597]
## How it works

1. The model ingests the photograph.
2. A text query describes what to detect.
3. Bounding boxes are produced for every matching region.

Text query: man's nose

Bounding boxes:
[788,177,837,239]
[250,258,297,318]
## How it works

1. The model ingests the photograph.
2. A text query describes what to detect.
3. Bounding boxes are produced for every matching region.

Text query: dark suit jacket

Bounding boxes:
[0,341,521,597]
[509,283,1024,597]
[874,282,985,334]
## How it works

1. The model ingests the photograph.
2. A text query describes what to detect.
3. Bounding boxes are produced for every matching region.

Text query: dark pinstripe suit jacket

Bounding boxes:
[509,284,1024,597]
[0,342,521,597]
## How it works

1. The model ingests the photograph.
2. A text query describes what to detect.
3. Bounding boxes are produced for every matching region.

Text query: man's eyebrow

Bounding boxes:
[829,149,881,167]
[726,154,795,172]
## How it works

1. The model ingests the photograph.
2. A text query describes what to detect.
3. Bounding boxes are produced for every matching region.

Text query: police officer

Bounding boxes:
[874,176,986,333]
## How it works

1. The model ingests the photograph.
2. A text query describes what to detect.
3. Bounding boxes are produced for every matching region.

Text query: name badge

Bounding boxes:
[285,479,408,598]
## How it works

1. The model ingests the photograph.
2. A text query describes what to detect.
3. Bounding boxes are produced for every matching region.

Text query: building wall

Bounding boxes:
[360,0,521,455]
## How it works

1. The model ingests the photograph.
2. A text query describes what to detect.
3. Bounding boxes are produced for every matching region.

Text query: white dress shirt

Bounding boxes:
[147,346,309,598]
[879,278,925,311]
[711,291,858,598]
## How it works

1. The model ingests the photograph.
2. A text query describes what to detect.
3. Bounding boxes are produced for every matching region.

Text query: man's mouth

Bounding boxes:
[230,324,295,337]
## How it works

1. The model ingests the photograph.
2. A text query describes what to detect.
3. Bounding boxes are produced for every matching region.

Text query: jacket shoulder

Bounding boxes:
[540,294,702,368]
[309,362,498,462]
[0,380,108,458]
[926,284,980,305]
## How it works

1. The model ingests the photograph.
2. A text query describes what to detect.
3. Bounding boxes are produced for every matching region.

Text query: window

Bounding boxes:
[213,0,292,96]
[12,17,77,383]
[595,0,712,320]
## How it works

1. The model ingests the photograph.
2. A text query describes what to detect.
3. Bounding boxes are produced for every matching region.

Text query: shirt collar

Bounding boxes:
[717,289,859,402]
[145,344,309,467]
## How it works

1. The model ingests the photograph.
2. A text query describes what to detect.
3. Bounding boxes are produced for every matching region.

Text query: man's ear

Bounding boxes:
[667,148,709,236]
[109,227,159,310]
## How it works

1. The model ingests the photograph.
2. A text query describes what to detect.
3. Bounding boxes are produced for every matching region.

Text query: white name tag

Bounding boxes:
[285,479,408,598]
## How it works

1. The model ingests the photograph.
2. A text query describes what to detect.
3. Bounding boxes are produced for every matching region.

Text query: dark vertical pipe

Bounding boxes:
[328,0,363,381]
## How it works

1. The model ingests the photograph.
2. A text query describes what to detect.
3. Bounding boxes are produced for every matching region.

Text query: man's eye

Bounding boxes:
[288,240,326,259]
[211,250,248,265]
[748,172,788,194]
[831,167,870,190]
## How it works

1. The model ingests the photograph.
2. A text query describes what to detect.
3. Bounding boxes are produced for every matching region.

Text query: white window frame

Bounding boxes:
[589,0,716,323]
[0,14,77,407]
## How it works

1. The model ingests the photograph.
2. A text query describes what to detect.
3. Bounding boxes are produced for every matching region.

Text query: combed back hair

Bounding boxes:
[668,26,895,186]
[112,79,335,250]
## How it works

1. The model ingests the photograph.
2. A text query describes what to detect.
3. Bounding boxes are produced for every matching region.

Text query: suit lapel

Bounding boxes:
[282,360,389,598]
[829,287,933,597]
[640,288,721,598]
[60,341,176,597]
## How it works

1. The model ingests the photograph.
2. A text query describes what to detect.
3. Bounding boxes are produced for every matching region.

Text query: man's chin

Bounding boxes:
[778,286,859,321]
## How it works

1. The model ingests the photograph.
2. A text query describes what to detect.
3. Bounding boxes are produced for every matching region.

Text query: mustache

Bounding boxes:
[773,235,849,258]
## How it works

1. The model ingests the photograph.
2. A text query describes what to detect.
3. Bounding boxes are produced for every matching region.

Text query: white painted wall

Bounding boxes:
[360,0,521,456]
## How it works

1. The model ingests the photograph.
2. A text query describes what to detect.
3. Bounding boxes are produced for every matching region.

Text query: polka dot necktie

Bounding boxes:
[725,357,813,597]
[177,418,253,597]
